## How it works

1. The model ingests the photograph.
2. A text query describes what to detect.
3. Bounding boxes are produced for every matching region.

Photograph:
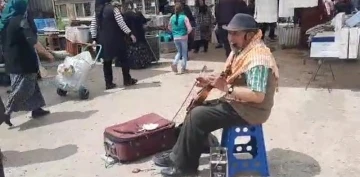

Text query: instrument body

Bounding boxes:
[186,65,232,112]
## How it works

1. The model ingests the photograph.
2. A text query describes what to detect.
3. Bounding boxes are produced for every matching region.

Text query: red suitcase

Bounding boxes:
[103,113,176,162]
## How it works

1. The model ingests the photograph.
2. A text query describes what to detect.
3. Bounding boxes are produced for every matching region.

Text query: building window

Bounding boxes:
[56,4,67,18]
[75,3,85,17]
[75,2,92,17]
[84,3,92,16]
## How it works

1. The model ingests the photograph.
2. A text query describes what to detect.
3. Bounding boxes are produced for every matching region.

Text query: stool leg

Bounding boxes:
[254,125,269,176]
[221,128,229,147]
[225,130,237,177]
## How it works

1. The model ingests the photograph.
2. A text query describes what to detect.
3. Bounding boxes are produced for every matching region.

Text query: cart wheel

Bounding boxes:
[57,88,67,97]
[79,87,89,100]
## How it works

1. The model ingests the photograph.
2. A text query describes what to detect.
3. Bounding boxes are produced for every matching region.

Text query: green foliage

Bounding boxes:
[56,17,66,30]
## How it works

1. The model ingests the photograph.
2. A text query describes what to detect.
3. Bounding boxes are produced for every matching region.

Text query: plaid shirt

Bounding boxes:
[245,65,269,93]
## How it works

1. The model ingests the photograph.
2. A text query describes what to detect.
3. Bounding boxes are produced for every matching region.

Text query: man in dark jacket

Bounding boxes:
[215,0,250,57]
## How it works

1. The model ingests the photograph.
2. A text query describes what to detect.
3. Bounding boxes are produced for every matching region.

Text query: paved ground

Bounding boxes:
[0,45,360,177]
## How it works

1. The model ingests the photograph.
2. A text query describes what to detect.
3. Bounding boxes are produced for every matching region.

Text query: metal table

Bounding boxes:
[305,58,336,93]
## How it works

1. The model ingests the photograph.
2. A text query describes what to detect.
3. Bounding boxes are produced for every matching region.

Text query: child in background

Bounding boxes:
[168,2,192,74]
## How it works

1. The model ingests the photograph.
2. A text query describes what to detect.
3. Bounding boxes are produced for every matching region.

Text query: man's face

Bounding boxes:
[228,30,246,50]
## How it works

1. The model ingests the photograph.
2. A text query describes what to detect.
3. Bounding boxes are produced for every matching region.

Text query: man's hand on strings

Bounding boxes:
[208,75,229,92]
[195,76,210,87]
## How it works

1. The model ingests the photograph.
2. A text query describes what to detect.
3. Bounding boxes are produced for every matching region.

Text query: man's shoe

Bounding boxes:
[153,150,173,167]
[124,78,138,86]
[105,83,117,90]
[0,114,13,127]
[31,108,50,119]
[160,167,198,177]
[171,64,178,73]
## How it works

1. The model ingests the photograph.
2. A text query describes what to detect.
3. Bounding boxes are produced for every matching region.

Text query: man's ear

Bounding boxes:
[245,32,256,41]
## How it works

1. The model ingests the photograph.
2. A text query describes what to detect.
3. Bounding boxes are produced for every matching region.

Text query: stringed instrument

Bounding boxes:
[186,63,233,112]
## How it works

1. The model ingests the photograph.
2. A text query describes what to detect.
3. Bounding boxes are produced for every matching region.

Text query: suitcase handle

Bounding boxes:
[104,141,117,157]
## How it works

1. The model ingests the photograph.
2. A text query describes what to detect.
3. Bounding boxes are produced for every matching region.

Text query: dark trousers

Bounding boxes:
[170,100,248,170]
[188,31,194,51]
[0,150,5,177]
[193,39,209,52]
[260,23,277,39]
[103,59,131,86]
[217,26,231,57]
[215,28,223,45]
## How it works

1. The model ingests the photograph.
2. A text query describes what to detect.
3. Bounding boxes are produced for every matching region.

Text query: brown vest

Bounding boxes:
[222,70,276,125]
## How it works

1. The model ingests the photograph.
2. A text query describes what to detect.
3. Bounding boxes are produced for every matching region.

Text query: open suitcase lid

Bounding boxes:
[105,113,175,140]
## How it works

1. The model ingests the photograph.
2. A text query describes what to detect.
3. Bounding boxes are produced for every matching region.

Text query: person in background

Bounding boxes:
[214,24,223,48]
[255,0,277,41]
[168,3,192,74]
[193,0,213,53]
[90,0,138,90]
[297,0,331,48]
[121,0,148,44]
[351,0,360,11]
[215,0,250,57]
[334,0,353,14]
[179,0,196,52]
[121,0,155,67]
[0,0,53,127]
[0,149,4,177]
[159,0,169,14]
[260,23,277,40]
[248,0,255,16]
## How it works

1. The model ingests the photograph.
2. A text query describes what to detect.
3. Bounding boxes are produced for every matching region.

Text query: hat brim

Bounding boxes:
[222,25,258,31]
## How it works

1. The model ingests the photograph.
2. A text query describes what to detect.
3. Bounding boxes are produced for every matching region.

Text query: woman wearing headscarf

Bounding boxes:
[121,0,155,69]
[90,0,138,90]
[193,0,213,53]
[0,0,50,127]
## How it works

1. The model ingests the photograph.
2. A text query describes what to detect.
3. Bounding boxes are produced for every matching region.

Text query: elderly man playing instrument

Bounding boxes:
[155,13,279,177]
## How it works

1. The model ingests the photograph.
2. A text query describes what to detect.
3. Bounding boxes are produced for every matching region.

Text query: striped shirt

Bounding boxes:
[245,65,269,93]
[90,7,131,39]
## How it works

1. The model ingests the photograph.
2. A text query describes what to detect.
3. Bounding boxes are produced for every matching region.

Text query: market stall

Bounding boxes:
[305,11,360,91]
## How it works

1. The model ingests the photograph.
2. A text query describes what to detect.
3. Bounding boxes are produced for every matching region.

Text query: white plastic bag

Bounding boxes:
[56,51,93,91]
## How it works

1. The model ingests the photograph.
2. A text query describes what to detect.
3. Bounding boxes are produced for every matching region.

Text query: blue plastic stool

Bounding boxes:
[221,125,269,177]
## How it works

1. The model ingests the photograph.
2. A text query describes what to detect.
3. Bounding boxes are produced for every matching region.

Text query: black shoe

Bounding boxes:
[153,150,173,167]
[215,44,223,49]
[124,78,138,86]
[105,83,117,90]
[37,73,42,80]
[0,114,13,127]
[268,35,277,41]
[160,167,198,177]
[193,50,199,54]
[31,108,50,119]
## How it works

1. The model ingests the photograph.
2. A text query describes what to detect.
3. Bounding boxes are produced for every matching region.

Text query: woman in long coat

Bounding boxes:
[90,0,138,90]
[0,0,51,127]
[193,0,213,53]
[121,1,156,69]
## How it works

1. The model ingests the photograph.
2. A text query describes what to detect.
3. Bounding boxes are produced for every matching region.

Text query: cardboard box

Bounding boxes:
[336,28,350,59]
[348,28,360,59]
[310,32,338,58]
